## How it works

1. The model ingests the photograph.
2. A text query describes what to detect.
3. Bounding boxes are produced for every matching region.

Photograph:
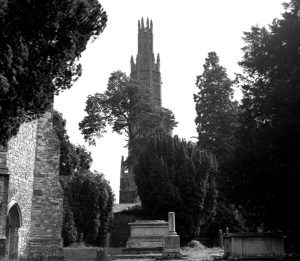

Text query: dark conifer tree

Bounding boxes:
[0,0,107,144]
[228,0,300,238]
[194,52,238,161]
[134,135,218,243]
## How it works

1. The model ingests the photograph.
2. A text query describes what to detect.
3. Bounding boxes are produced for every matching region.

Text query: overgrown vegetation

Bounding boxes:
[193,1,300,254]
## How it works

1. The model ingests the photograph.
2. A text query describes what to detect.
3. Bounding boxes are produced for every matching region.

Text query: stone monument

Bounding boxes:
[163,212,182,258]
[124,220,168,253]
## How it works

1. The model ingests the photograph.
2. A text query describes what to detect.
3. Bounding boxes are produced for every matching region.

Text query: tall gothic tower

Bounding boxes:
[119,18,161,203]
[130,17,161,107]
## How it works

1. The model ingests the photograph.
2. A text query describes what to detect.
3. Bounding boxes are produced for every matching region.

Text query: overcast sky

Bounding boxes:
[54,0,285,203]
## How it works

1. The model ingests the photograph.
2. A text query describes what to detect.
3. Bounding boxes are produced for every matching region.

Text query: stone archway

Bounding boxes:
[6,204,22,260]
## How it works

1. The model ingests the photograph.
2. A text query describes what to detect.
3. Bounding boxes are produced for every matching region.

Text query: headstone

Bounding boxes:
[162,212,182,258]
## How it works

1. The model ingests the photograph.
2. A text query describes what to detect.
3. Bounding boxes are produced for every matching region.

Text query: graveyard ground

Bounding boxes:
[63,246,224,261]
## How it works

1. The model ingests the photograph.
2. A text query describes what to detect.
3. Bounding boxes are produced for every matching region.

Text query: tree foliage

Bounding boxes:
[53,110,93,176]
[67,171,114,245]
[0,0,107,144]
[79,71,177,146]
[134,135,218,244]
[53,110,114,246]
[228,0,300,234]
[193,52,246,236]
[194,51,238,161]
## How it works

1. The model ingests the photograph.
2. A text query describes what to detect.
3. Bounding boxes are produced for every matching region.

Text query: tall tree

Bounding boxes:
[0,0,107,144]
[229,0,300,235]
[194,52,247,237]
[79,71,177,147]
[194,52,238,161]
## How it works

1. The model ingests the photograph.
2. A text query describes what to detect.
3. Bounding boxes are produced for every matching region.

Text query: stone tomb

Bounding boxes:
[124,220,168,253]
[223,232,285,260]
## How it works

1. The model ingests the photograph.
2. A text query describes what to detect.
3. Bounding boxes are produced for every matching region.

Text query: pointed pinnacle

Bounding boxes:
[141,17,144,28]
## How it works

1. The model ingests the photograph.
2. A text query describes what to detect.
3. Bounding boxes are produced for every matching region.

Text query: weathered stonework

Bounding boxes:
[0,110,63,261]
[124,220,168,253]
[0,145,9,258]
[7,119,38,259]
[27,111,63,260]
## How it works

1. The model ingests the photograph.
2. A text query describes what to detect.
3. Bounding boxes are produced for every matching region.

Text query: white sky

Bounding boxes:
[54,0,285,203]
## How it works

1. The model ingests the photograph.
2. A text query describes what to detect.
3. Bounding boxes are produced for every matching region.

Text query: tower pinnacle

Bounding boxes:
[141,17,144,29]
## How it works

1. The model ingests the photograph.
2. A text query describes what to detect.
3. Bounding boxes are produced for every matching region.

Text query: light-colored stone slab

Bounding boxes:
[125,220,168,251]
[223,233,284,259]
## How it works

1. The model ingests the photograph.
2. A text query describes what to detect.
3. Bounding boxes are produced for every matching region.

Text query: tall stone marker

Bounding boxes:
[163,212,182,258]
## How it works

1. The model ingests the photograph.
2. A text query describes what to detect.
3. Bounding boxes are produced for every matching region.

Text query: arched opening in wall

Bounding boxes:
[6,204,22,260]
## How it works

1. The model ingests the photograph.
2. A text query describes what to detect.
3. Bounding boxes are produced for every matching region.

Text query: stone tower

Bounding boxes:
[130,17,162,107]
[119,18,161,203]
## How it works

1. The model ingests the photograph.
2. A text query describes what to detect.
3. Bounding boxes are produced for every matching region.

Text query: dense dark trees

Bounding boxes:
[134,135,218,243]
[0,0,107,144]
[227,0,300,235]
[192,1,300,247]
[193,2,300,243]
[53,110,114,246]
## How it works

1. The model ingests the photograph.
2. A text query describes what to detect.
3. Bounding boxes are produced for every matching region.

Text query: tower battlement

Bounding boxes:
[138,17,153,31]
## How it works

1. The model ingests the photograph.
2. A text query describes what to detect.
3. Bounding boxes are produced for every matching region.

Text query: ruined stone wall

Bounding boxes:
[27,111,63,260]
[7,119,38,258]
[0,110,63,260]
